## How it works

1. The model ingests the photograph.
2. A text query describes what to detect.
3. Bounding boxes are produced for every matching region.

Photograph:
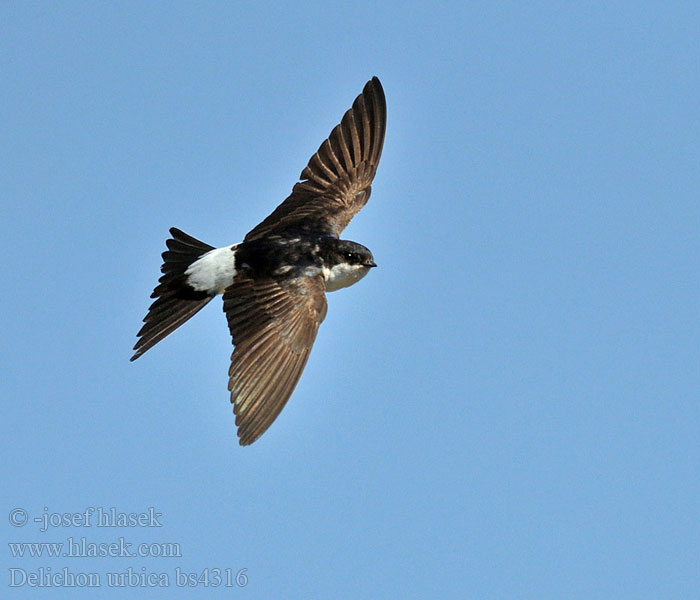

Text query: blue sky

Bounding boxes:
[2,2,699,598]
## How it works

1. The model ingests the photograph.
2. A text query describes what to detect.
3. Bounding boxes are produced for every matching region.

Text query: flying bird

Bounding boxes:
[132,77,386,445]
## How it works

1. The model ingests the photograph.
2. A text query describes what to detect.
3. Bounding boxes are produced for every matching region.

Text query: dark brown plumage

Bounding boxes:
[131,229,214,361]
[223,275,328,445]
[245,77,386,240]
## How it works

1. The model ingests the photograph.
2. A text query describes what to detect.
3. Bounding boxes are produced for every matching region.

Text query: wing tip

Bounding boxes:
[365,76,385,105]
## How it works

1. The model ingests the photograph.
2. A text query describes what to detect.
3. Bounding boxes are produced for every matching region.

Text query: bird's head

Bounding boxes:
[322,239,376,292]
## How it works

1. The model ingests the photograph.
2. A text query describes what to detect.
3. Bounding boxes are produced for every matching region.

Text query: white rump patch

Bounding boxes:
[323,264,371,292]
[185,245,237,295]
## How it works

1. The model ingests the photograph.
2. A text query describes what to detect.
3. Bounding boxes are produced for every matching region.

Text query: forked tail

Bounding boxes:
[131,228,215,361]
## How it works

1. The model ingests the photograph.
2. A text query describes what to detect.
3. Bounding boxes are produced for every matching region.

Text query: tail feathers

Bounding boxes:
[131,228,215,361]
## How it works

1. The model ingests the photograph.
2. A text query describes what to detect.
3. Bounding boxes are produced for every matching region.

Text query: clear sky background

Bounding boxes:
[2,2,699,598]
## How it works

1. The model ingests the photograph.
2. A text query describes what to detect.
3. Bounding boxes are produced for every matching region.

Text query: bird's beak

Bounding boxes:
[366,261,377,268]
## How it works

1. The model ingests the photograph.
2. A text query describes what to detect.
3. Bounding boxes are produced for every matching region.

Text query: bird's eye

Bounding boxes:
[344,252,354,261]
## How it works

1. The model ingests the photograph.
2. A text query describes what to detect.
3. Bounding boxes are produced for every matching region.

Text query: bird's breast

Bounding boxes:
[322,264,371,292]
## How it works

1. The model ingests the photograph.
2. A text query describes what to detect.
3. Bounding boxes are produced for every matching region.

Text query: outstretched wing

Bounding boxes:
[244,76,387,241]
[223,274,328,445]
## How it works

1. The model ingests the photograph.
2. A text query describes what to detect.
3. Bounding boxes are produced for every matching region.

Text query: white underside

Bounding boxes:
[323,263,371,292]
[185,245,237,295]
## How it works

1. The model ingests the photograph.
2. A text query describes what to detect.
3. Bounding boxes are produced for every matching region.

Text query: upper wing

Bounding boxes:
[244,77,387,241]
[223,273,328,445]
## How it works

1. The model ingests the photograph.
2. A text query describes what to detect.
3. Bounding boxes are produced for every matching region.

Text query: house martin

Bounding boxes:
[132,77,386,445]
